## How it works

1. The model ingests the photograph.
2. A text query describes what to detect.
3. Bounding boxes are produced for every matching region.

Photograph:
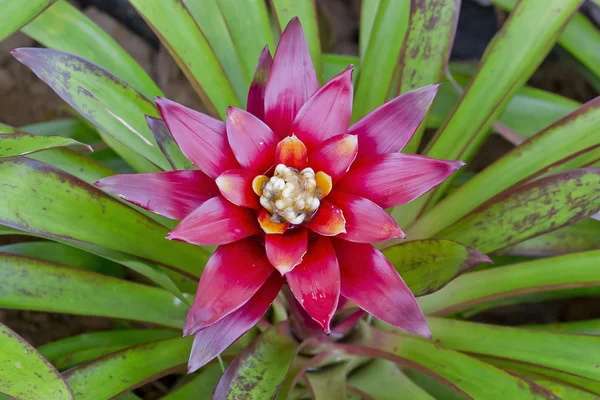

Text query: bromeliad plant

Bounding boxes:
[0,0,599,399]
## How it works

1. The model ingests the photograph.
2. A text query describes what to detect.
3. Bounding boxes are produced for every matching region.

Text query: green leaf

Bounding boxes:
[183,0,247,102]
[406,0,582,218]
[217,0,275,89]
[39,329,178,370]
[270,0,322,81]
[479,356,600,396]
[348,359,434,400]
[213,323,299,400]
[305,362,349,400]
[21,118,101,145]
[427,71,580,139]
[525,319,600,335]
[417,250,600,316]
[359,0,381,62]
[499,218,600,256]
[0,253,187,328]
[352,0,410,121]
[21,0,162,99]
[323,53,359,85]
[29,147,115,183]
[519,375,598,400]
[97,129,162,173]
[428,318,600,381]
[396,0,461,153]
[0,131,91,159]
[13,48,171,170]
[431,169,600,254]
[353,327,556,399]
[492,0,600,83]
[66,337,192,400]
[129,0,240,118]
[0,241,124,277]
[0,0,53,41]
[0,157,209,278]
[382,239,490,296]
[162,364,223,400]
[0,322,73,400]
[409,98,600,239]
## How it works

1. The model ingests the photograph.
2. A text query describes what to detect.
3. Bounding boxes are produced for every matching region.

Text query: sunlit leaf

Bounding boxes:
[0,322,73,400]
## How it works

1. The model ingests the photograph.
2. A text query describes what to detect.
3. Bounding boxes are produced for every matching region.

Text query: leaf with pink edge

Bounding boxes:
[382,239,491,296]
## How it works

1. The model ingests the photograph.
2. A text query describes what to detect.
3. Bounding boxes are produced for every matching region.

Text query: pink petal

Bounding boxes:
[155,97,239,178]
[95,170,217,220]
[332,239,431,338]
[350,85,440,158]
[226,107,278,173]
[216,169,261,209]
[265,228,308,275]
[286,236,340,333]
[308,134,358,182]
[264,17,319,138]
[303,200,346,236]
[183,238,274,336]
[246,46,273,121]
[336,153,464,208]
[188,272,284,372]
[292,66,354,150]
[327,191,405,243]
[275,135,308,170]
[167,196,260,246]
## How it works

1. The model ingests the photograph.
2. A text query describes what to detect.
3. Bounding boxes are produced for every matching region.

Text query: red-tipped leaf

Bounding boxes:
[350,85,440,158]
[247,46,273,121]
[95,170,217,220]
[156,97,239,178]
[337,153,464,208]
[332,239,431,338]
[327,191,405,242]
[293,67,354,149]
[286,236,340,333]
[226,107,278,173]
[265,228,308,275]
[216,169,261,209]
[184,238,274,336]
[188,272,284,372]
[309,134,358,182]
[264,17,319,137]
[167,196,260,246]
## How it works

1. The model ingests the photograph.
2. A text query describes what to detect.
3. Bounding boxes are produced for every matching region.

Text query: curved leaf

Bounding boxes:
[382,239,490,296]
[0,253,187,328]
[21,0,162,99]
[0,158,209,277]
[0,241,124,277]
[499,218,600,256]
[270,0,322,81]
[404,0,582,220]
[0,132,90,159]
[39,329,178,370]
[410,98,600,238]
[323,54,359,85]
[339,326,558,399]
[525,319,600,335]
[0,322,73,400]
[427,318,600,381]
[12,48,170,170]
[29,147,115,183]
[66,337,192,400]
[21,118,100,145]
[0,0,53,41]
[418,250,600,315]
[359,0,381,62]
[129,0,240,117]
[305,361,349,400]
[214,323,299,400]
[433,169,600,253]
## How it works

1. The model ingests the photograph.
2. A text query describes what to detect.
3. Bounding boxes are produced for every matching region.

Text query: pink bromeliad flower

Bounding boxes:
[96,18,463,372]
